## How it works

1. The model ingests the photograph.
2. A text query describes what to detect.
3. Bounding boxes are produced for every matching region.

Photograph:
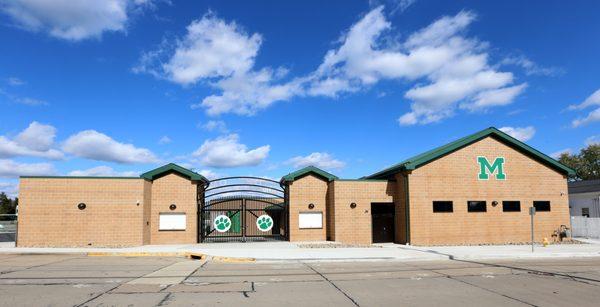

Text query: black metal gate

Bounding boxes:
[199,177,288,242]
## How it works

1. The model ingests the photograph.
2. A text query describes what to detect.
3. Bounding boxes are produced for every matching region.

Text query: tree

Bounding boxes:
[559,144,600,181]
[0,193,17,215]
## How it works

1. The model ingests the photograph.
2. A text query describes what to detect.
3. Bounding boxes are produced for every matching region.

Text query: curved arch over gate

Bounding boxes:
[199,177,288,242]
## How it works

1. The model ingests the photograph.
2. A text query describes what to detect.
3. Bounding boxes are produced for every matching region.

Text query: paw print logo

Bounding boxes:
[213,215,231,232]
[256,215,273,232]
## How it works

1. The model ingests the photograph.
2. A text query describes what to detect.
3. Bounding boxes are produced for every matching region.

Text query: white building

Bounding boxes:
[569,180,600,217]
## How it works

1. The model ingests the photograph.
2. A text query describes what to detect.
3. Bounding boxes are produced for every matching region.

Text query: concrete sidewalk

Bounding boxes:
[1,241,600,261]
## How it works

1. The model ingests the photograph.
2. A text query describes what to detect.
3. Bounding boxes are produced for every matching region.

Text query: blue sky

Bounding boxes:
[1,0,599,197]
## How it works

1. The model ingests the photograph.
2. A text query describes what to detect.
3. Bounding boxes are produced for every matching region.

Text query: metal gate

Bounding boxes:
[199,177,288,242]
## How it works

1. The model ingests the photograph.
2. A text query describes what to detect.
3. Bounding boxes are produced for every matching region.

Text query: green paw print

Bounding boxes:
[257,216,273,231]
[215,216,231,231]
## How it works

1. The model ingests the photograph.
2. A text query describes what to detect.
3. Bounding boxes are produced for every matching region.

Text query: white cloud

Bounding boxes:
[68,166,139,177]
[0,0,152,41]
[192,134,269,168]
[369,0,417,14]
[550,148,572,159]
[201,120,228,133]
[585,135,600,146]
[0,121,63,159]
[569,88,600,127]
[461,83,528,111]
[499,126,536,142]
[287,152,346,170]
[15,121,56,151]
[0,88,47,106]
[0,159,55,178]
[136,12,302,116]
[308,7,526,125]
[198,169,220,180]
[158,136,171,145]
[198,68,303,115]
[15,97,47,106]
[570,88,600,110]
[136,7,528,123]
[392,0,417,13]
[500,56,564,77]
[306,77,356,98]
[7,77,25,86]
[62,130,159,164]
[165,12,261,85]
[572,108,600,128]
[134,11,261,84]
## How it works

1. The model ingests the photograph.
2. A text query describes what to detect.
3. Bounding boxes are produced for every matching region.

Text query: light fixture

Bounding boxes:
[350,203,357,209]
[169,204,177,210]
[308,203,315,209]
[77,203,86,210]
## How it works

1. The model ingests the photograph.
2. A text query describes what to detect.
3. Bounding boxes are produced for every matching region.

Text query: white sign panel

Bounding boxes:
[159,213,186,230]
[299,212,322,229]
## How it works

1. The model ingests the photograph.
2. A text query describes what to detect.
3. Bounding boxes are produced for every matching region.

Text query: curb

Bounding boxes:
[0,252,88,256]
[87,252,186,257]
[86,251,255,262]
[211,255,256,263]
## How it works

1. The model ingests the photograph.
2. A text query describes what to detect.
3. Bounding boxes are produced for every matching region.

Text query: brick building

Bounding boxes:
[17,127,574,247]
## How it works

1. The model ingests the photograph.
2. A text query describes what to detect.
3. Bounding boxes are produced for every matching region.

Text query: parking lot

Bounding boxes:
[1,255,600,306]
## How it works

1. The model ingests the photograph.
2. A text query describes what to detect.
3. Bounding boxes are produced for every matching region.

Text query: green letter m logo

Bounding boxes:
[477,157,506,180]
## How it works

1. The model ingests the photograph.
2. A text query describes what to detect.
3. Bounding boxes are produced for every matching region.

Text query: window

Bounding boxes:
[299,212,323,229]
[533,201,551,212]
[582,208,590,218]
[468,201,487,212]
[433,201,453,213]
[502,201,521,212]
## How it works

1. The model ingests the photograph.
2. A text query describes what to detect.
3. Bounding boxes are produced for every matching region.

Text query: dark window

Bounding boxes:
[433,201,453,213]
[468,201,487,212]
[582,208,590,217]
[533,201,551,212]
[502,201,521,212]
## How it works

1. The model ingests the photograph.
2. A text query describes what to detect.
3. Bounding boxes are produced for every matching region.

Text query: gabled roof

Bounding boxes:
[140,163,208,182]
[366,127,576,179]
[281,166,338,183]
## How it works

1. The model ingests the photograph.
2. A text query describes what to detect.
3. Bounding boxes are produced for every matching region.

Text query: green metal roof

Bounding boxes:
[281,166,339,183]
[140,163,208,182]
[366,127,576,179]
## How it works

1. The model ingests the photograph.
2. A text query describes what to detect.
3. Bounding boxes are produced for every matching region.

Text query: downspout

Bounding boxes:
[403,172,410,245]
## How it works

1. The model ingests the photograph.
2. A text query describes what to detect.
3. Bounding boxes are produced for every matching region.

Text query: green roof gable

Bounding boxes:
[366,127,576,179]
[281,166,338,183]
[140,163,208,182]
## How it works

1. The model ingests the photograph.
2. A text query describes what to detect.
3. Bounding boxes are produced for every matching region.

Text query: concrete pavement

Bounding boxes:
[1,255,600,306]
[1,241,600,261]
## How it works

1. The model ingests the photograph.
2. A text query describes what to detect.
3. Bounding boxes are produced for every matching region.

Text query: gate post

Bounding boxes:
[197,181,207,243]
[242,198,247,242]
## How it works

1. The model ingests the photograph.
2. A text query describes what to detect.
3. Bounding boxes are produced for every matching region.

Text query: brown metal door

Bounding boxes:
[371,203,395,243]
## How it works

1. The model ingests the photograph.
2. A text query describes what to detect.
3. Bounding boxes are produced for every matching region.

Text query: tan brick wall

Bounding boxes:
[407,136,570,245]
[287,175,328,242]
[17,178,146,247]
[330,180,396,245]
[149,173,199,244]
